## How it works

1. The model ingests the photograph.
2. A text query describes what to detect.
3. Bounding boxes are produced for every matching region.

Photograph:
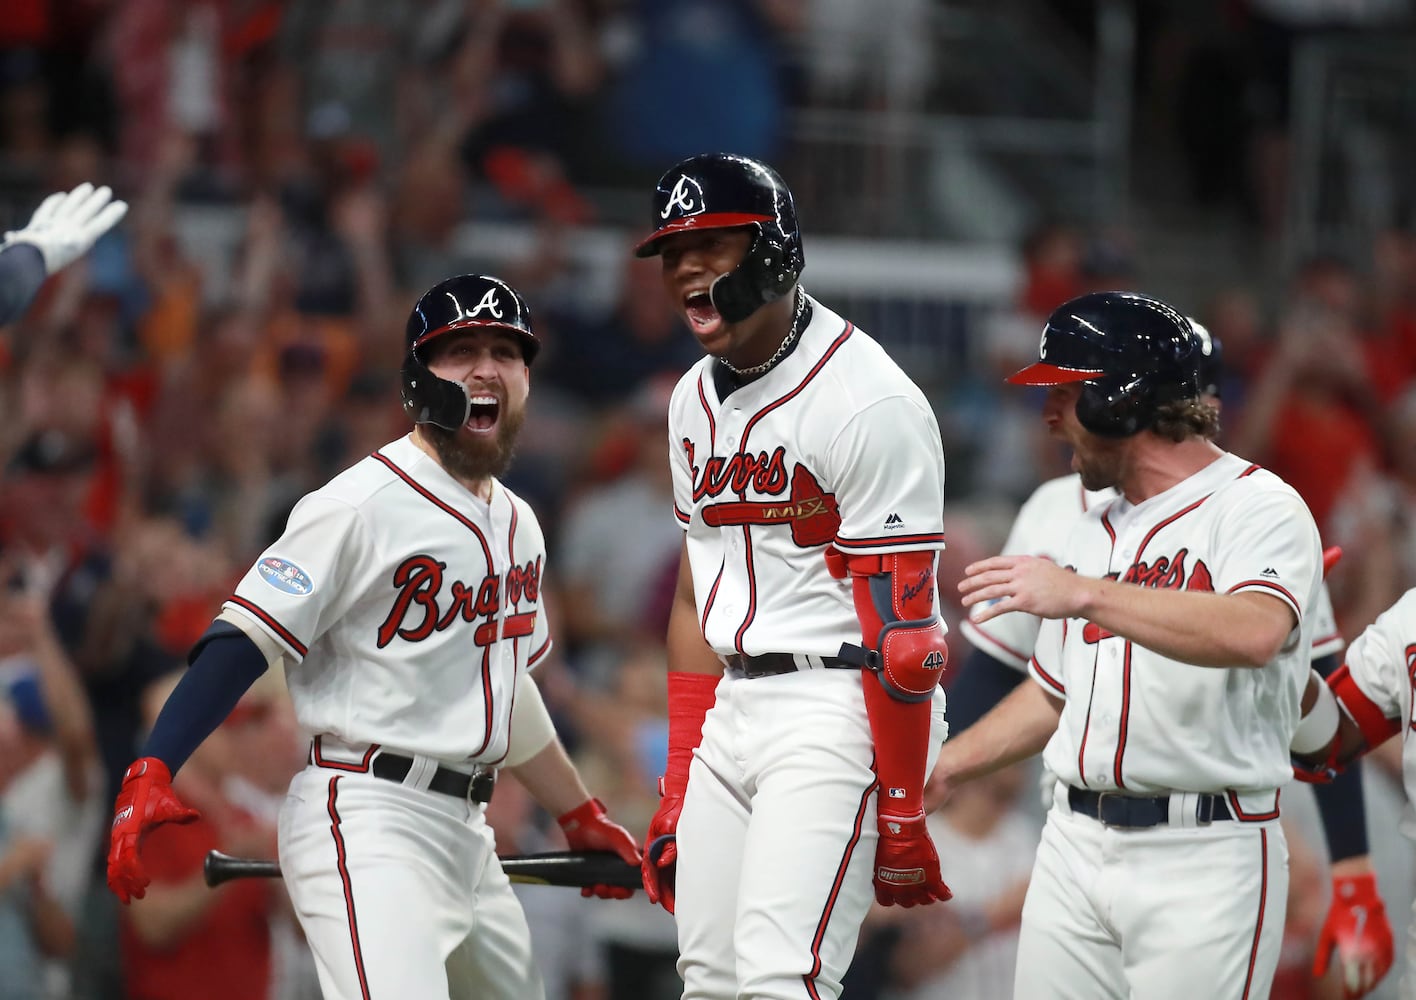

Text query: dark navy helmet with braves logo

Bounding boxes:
[400,274,539,430]
[1008,291,1202,438]
[634,152,803,323]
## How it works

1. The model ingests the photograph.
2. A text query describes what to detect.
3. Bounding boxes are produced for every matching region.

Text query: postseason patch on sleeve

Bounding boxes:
[257,557,315,597]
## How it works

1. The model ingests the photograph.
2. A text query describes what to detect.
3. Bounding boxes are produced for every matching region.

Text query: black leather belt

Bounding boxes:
[1067,786,1232,828]
[725,652,856,678]
[372,753,496,804]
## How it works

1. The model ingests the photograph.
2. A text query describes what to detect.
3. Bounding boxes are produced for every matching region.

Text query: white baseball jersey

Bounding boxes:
[963,473,1344,672]
[224,434,551,765]
[667,294,949,1000]
[1030,453,1323,797]
[668,295,947,656]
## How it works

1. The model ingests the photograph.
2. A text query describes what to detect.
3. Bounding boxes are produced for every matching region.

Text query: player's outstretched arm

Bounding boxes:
[925,678,1062,813]
[0,182,129,325]
[107,621,270,904]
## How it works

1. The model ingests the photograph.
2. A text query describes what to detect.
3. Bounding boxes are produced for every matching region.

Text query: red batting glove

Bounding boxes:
[642,671,717,913]
[642,784,683,913]
[1314,872,1394,999]
[106,757,200,904]
[557,798,643,900]
[874,812,953,908]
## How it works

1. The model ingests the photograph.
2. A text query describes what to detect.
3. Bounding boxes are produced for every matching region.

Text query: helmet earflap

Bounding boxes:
[1076,374,1159,438]
[710,222,802,323]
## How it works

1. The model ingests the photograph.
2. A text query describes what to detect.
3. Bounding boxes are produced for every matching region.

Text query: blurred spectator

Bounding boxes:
[458,1,603,214]
[119,671,285,1000]
[598,0,795,175]
[0,578,103,1000]
[967,222,1084,501]
[485,774,608,1000]
[1230,257,1385,535]
[555,376,681,691]
[218,671,319,1000]
[0,696,67,1000]
[543,253,698,405]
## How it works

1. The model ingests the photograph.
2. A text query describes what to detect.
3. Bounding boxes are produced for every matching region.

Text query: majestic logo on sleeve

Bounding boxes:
[377,554,541,648]
[687,441,841,547]
[661,175,704,219]
[470,288,504,318]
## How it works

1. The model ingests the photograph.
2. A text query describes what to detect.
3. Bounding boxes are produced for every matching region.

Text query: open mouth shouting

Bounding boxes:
[684,289,723,339]
[466,393,501,434]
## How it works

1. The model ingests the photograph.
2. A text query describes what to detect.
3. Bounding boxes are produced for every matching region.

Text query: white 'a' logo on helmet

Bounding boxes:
[660,174,705,220]
[470,287,504,319]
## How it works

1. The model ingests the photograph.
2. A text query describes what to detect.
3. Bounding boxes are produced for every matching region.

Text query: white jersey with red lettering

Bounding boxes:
[1011,453,1323,1000]
[667,294,949,1000]
[225,434,550,762]
[962,473,1343,673]
[225,433,551,1000]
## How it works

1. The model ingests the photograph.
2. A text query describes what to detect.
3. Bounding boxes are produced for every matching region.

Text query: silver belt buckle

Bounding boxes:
[1094,791,1118,827]
[468,766,495,806]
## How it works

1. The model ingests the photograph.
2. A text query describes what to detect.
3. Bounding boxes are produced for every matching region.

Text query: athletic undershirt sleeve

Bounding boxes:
[0,244,46,325]
[139,624,269,774]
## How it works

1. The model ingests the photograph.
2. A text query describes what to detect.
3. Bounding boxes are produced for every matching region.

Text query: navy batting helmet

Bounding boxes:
[1190,318,1223,399]
[634,152,803,324]
[401,274,538,430]
[1008,291,1203,438]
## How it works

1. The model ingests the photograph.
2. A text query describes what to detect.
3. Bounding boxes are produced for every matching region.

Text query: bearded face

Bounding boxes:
[417,329,531,484]
[420,400,526,482]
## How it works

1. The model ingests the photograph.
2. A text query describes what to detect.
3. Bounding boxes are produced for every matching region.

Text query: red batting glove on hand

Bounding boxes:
[643,671,716,913]
[557,798,643,900]
[642,784,683,913]
[874,812,953,908]
[1314,872,1394,999]
[106,757,199,904]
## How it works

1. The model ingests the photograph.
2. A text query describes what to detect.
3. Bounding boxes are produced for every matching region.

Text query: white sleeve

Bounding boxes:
[960,612,1041,672]
[1026,616,1067,699]
[827,395,946,554]
[1207,489,1321,628]
[1309,582,1344,660]
[225,494,369,661]
[1344,591,1416,720]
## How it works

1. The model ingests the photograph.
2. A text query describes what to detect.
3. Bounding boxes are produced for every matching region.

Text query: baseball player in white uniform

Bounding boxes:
[106,274,642,1000]
[931,290,1325,1000]
[943,329,1394,997]
[1294,594,1416,998]
[633,153,952,1000]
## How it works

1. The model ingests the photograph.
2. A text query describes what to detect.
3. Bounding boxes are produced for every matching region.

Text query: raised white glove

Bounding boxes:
[3,182,129,275]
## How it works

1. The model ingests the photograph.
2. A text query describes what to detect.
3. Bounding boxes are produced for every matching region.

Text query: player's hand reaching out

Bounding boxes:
[556,798,642,900]
[873,812,952,908]
[106,757,200,903]
[958,555,1086,624]
[1313,869,1394,999]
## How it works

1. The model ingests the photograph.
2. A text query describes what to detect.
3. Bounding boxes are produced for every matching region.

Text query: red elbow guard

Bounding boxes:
[827,546,949,701]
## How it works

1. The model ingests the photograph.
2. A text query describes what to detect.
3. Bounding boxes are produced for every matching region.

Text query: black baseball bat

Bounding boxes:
[203,849,641,890]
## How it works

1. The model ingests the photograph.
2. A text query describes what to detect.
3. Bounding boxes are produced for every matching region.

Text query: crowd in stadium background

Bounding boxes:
[1,1,1415,998]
